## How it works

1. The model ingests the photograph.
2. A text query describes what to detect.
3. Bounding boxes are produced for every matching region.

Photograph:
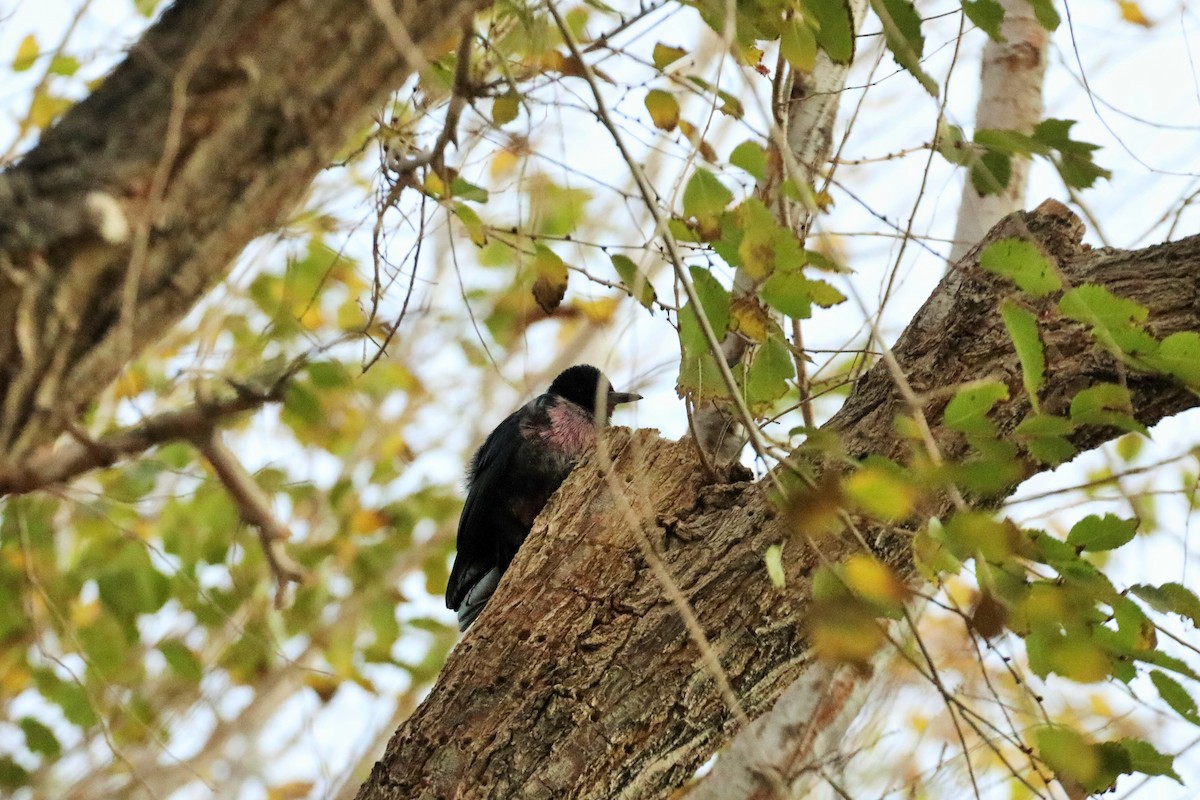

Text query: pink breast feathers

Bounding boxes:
[544,402,597,454]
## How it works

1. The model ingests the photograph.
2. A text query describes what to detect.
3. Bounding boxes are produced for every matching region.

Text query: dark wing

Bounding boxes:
[445,408,525,611]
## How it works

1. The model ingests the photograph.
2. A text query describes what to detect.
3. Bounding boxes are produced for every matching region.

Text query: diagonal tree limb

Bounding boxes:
[0,0,490,461]
[355,201,1200,800]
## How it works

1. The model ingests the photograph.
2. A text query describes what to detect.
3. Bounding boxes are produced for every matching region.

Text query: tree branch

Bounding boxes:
[196,431,305,608]
[0,375,288,496]
[355,201,1200,799]
[0,0,489,461]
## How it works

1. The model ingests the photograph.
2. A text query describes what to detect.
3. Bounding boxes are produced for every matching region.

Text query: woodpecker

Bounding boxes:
[445,365,641,631]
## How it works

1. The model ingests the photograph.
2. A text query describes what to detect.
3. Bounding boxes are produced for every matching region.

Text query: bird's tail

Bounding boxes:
[456,567,502,631]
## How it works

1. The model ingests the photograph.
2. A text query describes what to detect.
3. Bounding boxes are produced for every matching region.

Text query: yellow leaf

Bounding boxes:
[491,148,520,178]
[350,509,388,535]
[268,781,316,800]
[764,543,785,588]
[28,90,73,130]
[0,664,29,696]
[113,369,146,399]
[577,296,620,322]
[300,305,323,329]
[729,297,770,342]
[644,89,679,131]
[652,43,687,69]
[492,93,520,126]
[807,601,884,665]
[71,600,100,628]
[531,245,568,314]
[844,465,916,521]
[13,34,38,72]
[843,554,909,609]
[305,673,340,703]
[1117,0,1151,26]
[423,172,447,196]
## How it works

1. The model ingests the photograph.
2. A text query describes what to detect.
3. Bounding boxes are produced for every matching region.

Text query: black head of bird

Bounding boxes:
[445,364,641,631]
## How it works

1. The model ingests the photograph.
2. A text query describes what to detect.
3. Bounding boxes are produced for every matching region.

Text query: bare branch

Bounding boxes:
[0,375,289,496]
[196,431,305,608]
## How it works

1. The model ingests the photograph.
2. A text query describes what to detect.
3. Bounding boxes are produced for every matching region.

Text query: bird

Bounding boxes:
[445,364,641,631]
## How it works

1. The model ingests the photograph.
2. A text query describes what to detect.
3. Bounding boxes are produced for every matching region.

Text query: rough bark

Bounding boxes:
[0,0,486,461]
[949,0,1048,263]
[356,200,1200,799]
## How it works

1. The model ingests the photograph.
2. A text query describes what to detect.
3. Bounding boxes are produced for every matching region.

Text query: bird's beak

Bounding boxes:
[607,391,642,405]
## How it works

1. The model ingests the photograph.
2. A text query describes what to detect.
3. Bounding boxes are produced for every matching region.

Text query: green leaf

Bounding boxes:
[0,757,28,790]
[1000,300,1045,409]
[449,176,488,203]
[1146,331,1200,386]
[1036,726,1120,793]
[680,266,730,349]
[19,717,60,759]
[765,544,786,588]
[644,89,680,131]
[652,42,687,69]
[970,149,1012,196]
[1120,738,1182,782]
[531,244,568,314]
[745,333,795,409]
[1024,0,1061,30]
[677,348,732,399]
[979,238,1061,296]
[913,527,961,579]
[729,140,768,181]
[492,93,520,126]
[870,0,938,95]
[943,512,1025,563]
[846,459,918,521]
[800,0,855,63]
[610,254,657,308]
[48,54,80,76]
[1033,118,1109,188]
[13,34,38,72]
[683,168,733,219]
[1131,582,1200,627]
[963,0,1006,40]
[78,613,129,679]
[1060,283,1149,353]
[1015,414,1076,465]
[43,676,97,728]
[975,127,1045,156]
[453,202,487,247]
[1151,671,1200,726]
[943,381,1009,437]
[807,278,846,307]
[1070,383,1147,434]
[1066,514,1137,552]
[159,639,205,683]
[780,17,818,72]
[761,271,812,319]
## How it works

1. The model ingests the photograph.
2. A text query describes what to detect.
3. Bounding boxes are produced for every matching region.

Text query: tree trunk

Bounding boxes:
[355,200,1200,798]
[0,0,486,461]
[949,0,1049,263]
